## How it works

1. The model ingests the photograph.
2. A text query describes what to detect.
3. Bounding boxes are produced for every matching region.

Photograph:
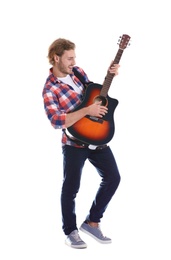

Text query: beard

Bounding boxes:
[58,60,72,75]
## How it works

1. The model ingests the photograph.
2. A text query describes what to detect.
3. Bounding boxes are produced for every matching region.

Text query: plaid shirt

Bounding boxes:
[42,66,91,147]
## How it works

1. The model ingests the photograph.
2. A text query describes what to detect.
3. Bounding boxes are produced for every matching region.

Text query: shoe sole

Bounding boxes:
[80,227,112,244]
[65,240,87,249]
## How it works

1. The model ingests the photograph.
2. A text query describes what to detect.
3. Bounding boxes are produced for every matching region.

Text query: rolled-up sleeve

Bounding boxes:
[43,88,66,129]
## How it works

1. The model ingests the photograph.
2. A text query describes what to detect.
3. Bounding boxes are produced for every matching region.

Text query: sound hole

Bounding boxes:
[93,95,108,106]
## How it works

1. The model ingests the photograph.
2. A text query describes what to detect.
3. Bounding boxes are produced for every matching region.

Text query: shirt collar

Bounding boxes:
[49,67,74,83]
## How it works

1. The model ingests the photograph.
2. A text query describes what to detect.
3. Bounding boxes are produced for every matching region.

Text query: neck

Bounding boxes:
[52,66,68,78]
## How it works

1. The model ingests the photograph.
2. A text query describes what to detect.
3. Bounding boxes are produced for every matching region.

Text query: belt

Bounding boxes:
[63,130,107,150]
[79,143,108,150]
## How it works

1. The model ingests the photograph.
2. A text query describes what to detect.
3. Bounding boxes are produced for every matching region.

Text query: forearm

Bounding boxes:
[65,107,89,128]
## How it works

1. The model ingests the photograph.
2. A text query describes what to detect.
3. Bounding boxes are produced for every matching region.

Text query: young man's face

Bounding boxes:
[56,50,76,76]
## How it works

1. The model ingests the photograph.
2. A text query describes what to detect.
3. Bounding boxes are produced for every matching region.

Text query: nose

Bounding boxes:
[72,59,76,65]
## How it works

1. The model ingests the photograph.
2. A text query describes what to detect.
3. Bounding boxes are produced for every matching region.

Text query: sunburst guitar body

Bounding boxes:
[67,83,118,145]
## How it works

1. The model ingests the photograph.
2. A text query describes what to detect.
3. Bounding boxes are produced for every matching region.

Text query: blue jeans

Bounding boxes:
[61,145,121,235]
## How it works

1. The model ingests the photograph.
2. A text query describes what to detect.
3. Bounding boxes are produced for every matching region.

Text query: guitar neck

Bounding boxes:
[100,48,124,97]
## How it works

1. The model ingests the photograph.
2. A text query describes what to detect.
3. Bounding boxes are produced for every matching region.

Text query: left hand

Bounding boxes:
[108,63,120,75]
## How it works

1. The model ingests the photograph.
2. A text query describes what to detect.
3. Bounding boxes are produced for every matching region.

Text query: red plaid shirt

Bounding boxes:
[42,66,91,147]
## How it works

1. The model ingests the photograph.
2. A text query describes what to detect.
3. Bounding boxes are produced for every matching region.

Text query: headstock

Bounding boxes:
[118,34,131,50]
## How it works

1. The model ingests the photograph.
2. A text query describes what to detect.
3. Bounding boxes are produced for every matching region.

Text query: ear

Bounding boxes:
[54,54,59,63]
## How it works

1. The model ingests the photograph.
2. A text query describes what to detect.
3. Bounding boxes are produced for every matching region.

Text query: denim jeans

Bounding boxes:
[61,145,121,235]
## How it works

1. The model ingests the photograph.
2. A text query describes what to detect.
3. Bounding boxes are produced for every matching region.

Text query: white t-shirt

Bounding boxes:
[58,75,82,95]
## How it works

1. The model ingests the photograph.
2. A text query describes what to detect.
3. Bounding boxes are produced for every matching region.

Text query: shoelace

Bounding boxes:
[96,225,108,238]
[71,231,82,242]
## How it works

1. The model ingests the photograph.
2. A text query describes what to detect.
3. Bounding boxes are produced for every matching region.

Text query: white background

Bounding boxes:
[0,0,171,259]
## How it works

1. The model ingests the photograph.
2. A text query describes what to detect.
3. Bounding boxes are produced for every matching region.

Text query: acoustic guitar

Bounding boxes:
[67,34,131,145]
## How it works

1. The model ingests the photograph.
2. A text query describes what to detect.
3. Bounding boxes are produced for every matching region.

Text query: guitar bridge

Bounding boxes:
[86,115,103,124]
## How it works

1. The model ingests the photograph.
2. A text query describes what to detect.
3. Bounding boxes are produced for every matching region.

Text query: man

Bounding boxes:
[42,38,121,249]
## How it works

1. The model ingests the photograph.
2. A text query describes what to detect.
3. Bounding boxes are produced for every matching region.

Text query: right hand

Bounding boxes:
[87,101,108,118]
